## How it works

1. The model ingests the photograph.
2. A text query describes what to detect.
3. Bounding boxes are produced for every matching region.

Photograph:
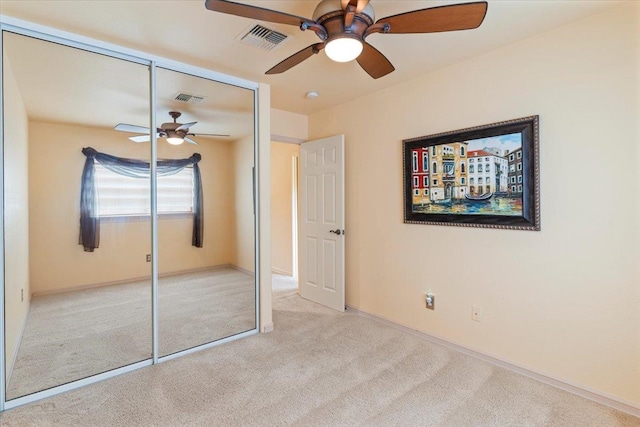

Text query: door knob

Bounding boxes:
[329,229,342,235]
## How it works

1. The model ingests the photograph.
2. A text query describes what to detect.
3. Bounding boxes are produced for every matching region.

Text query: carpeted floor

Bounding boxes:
[6,267,255,400]
[0,278,638,426]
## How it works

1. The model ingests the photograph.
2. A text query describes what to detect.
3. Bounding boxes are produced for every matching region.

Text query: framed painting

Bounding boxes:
[403,115,540,230]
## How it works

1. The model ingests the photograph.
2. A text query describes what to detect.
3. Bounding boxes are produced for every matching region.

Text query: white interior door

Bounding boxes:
[299,135,345,312]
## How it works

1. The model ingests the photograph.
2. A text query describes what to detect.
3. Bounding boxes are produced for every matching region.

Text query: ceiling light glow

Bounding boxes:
[166,136,184,145]
[325,37,363,63]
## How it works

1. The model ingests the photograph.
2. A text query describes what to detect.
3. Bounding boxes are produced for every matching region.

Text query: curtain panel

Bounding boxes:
[79,147,203,252]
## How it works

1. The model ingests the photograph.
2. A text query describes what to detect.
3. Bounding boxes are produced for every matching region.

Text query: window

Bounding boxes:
[469,158,474,163]
[517,175,523,183]
[422,152,428,171]
[509,154,514,161]
[412,152,418,172]
[460,146,465,156]
[511,185,516,192]
[432,146,436,156]
[517,162,522,171]
[470,178,475,184]
[433,179,438,186]
[478,177,483,184]
[423,189,429,195]
[510,165,515,172]
[510,176,516,184]
[423,176,429,187]
[461,177,466,185]
[461,162,466,173]
[470,165,474,173]
[95,164,194,217]
[414,189,420,196]
[413,176,419,188]
[478,164,483,173]
[517,184,522,192]
[485,157,489,162]
[517,151,522,159]
[432,162,437,173]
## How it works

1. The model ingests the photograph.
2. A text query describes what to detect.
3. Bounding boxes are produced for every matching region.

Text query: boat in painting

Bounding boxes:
[465,192,493,201]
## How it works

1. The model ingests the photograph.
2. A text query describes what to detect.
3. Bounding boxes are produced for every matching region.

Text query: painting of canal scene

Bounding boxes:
[403,116,540,230]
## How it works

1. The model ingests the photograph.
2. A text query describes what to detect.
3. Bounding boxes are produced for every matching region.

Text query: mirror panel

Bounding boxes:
[3,32,152,399]
[155,67,256,357]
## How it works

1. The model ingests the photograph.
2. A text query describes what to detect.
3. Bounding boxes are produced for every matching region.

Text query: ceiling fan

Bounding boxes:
[205,0,488,79]
[115,111,230,145]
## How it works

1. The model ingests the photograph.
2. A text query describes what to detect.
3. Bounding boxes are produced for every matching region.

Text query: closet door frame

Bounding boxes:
[0,16,261,411]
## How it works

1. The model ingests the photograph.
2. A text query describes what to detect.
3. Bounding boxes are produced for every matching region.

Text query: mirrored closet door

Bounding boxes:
[154,67,256,357]
[3,32,153,400]
[2,26,259,407]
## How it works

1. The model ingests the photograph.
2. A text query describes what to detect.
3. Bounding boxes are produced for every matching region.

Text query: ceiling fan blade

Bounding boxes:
[266,43,325,75]
[343,0,369,26]
[184,137,198,145]
[345,10,355,28]
[205,0,312,27]
[341,0,369,13]
[376,2,488,34]
[193,133,231,138]
[176,121,197,131]
[115,123,150,134]
[129,135,151,143]
[356,42,395,79]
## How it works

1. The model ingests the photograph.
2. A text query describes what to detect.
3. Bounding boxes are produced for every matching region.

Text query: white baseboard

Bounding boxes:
[6,300,30,385]
[229,264,255,276]
[271,267,292,276]
[347,305,640,418]
[32,264,238,296]
[261,322,274,333]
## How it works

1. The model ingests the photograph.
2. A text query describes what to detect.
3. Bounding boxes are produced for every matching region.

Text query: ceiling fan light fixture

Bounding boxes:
[166,137,184,145]
[166,131,184,145]
[325,37,363,63]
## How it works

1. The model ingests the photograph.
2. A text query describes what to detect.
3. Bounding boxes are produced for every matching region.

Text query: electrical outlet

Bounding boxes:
[146,254,151,262]
[425,293,435,310]
[472,305,482,322]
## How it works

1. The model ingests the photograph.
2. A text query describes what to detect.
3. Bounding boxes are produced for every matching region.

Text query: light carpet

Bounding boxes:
[1,284,638,426]
[7,267,255,400]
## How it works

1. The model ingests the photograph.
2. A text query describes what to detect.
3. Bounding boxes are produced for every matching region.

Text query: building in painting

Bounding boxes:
[467,149,508,195]
[428,142,468,201]
[507,147,523,196]
[410,147,430,205]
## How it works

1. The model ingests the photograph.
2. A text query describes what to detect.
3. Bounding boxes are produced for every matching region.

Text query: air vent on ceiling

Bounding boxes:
[174,93,205,104]
[238,24,288,51]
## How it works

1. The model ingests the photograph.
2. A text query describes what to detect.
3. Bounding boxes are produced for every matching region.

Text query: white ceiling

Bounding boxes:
[0,0,626,119]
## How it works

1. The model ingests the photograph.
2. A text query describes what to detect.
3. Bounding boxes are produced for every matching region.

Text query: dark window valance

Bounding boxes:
[79,147,203,252]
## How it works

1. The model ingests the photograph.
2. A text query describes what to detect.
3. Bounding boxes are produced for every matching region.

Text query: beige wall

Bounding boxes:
[308,4,640,406]
[270,142,300,276]
[258,83,272,332]
[28,121,238,294]
[231,133,256,273]
[271,108,308,143]
[3,51,31,379]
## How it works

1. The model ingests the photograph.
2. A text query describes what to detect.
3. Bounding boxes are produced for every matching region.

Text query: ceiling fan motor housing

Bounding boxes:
[313,0,375,42]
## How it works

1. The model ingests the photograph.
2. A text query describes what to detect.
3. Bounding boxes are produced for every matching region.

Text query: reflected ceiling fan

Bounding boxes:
[115,111,230,145]
[205,0,488,79]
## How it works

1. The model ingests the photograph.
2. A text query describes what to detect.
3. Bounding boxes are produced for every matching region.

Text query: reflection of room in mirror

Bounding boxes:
[2,31,257,401]
[7,267,255,399]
